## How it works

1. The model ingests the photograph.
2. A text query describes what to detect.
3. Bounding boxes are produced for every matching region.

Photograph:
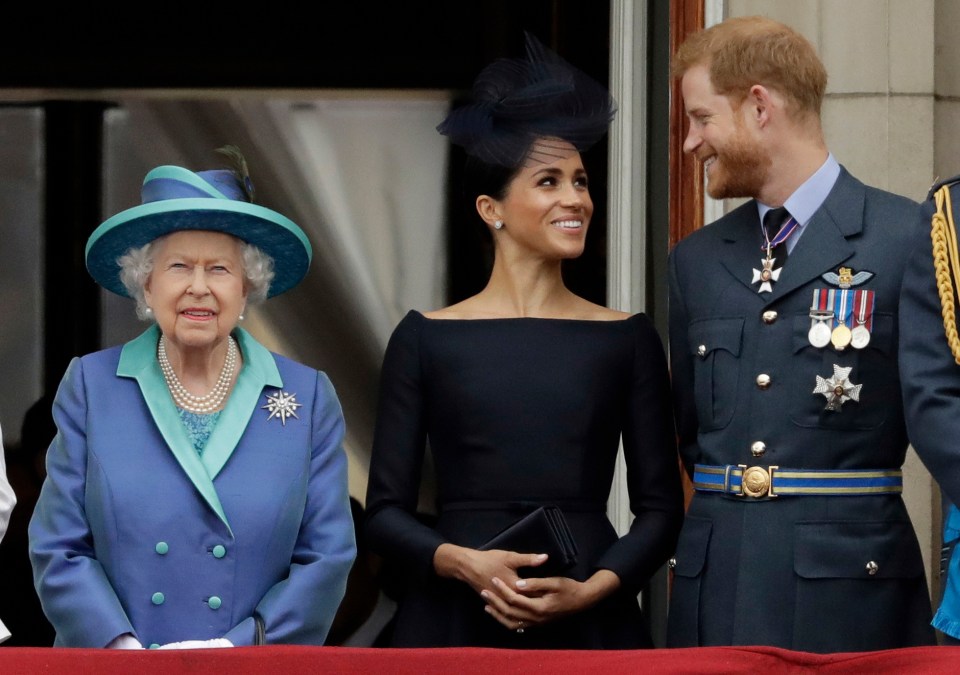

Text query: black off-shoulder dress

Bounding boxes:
[364,310,683,648]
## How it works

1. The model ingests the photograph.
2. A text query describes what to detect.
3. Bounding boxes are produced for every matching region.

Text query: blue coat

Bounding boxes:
[28,325,356,648]
[666,168,936,652]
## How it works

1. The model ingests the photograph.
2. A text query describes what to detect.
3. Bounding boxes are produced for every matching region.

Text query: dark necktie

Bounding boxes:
[763,206,791,264]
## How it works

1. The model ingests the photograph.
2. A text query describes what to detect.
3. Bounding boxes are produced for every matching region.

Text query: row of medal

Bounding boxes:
[808,288,874,351]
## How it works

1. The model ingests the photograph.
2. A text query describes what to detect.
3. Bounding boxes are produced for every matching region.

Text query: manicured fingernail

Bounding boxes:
[536,554,547,560]
[484,605,492,614]
[480,590,489,599]
[492,577,502,586]
[516,580,527,588]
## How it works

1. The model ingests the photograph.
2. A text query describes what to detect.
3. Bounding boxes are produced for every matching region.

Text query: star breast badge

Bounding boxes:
[813,365,862,411]
[262,390,302,425]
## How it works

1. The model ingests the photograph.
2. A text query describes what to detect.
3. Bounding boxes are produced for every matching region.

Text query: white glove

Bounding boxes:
[106,633,143,650]
[156,638,233,649]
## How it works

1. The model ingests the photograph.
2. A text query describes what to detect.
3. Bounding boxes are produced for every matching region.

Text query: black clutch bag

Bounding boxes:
[478,506,579,577]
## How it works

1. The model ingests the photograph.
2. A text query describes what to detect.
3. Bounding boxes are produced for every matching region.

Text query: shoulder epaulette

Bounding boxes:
[927,174,960,202]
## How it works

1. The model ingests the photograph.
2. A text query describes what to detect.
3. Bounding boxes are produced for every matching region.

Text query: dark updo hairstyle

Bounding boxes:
[461,153,522,208]
[438,31,617,213]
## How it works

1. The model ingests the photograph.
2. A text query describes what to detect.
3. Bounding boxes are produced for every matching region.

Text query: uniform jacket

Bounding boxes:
[29,325,356,648]
[900,175,960,638]
[666,167,936,652]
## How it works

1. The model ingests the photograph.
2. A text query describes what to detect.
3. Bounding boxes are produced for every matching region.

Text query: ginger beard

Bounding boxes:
[701,114,771,201]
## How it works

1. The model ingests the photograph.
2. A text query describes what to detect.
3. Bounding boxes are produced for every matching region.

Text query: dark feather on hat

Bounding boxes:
[437,32,617,168]
[215,144,256,203]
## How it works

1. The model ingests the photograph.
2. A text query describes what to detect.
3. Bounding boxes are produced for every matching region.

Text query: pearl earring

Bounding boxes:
[494,220,504,230]
[144,307,153,316]
[239,313,245,321]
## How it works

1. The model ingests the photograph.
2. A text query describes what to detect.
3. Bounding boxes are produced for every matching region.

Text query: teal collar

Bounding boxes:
[117,325,283,532]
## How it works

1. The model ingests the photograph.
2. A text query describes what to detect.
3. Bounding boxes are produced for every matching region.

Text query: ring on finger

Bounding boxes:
[516,619,525,634]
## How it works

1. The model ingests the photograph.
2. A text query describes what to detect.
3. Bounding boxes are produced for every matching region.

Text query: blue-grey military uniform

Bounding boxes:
[900,174,960,641]
[666,166,936,652]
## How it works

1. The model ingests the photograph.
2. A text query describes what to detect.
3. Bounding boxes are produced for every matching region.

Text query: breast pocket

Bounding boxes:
[789,311,895,431]
[688,318,743,431]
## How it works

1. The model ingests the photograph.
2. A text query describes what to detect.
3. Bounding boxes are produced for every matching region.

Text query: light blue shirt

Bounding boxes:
[757,153,841,254]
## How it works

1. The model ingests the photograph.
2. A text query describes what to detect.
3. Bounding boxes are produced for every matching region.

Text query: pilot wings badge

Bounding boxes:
[821,266,874,289]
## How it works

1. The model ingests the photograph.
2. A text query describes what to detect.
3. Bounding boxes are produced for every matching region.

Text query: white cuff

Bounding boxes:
[106,633,143,650]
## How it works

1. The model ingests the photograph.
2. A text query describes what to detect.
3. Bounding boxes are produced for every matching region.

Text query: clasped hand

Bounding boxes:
[445,546,598,631]
[434,543,620,632]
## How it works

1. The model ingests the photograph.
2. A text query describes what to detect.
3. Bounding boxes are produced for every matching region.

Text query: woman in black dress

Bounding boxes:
[364,34,684,649]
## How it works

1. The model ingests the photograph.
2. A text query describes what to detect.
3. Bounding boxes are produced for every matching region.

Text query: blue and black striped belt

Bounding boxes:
[693,464,903,498]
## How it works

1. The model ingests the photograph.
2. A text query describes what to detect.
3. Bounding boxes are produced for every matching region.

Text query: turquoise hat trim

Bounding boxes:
[85,165,312,298]
[146,165,231,200]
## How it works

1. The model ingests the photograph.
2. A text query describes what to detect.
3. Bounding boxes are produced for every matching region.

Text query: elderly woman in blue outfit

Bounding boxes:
[28,149,356,649]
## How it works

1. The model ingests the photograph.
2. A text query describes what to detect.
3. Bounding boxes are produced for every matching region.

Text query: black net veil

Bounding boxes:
[436,32,618,168]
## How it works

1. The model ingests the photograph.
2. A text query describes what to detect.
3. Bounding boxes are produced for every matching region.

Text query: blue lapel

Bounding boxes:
[201,328,283,479]
[116,325,283,532]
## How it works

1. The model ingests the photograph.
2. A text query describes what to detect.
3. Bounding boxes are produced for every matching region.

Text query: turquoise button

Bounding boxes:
[212,545,226,559]
[155,542,169,555]
[208,596,222,610]
[149,643,160,650]
[151,592,165,605]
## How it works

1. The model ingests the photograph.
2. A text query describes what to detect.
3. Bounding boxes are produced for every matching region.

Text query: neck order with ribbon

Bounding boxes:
[752,211,799,293]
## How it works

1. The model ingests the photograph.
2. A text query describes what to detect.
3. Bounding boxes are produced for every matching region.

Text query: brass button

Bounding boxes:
[668,557,677,569]
[697,345,707,357]
[762,310,778,324]
[756,374,771,389]
[866,561,879,576]
[750,441,766,457]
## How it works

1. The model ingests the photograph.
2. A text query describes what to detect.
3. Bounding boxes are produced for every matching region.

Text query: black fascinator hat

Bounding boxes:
[437,32,617,168]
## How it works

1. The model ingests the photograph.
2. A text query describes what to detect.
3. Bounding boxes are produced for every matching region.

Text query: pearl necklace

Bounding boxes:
[158,335,238,414]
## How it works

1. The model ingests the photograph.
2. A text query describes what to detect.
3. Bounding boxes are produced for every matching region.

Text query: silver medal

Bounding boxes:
[808,311,833,349]
[809,322,832,348]
[851,324,871,349]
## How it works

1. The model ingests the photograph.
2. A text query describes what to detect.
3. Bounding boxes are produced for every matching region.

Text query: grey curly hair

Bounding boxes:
[117,234,275,321]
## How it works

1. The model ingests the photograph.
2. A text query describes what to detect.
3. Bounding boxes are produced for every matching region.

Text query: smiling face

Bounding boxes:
[485,140,593,260]
[144,230,247,355]
[681,63,771,200]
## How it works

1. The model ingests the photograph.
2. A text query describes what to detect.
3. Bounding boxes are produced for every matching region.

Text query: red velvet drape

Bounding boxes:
[0,645,958,674]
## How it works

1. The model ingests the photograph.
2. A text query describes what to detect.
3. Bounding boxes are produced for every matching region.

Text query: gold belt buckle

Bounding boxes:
[737,464,779,498]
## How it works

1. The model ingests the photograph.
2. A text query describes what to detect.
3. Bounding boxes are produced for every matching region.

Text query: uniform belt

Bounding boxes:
[693,464,903,498]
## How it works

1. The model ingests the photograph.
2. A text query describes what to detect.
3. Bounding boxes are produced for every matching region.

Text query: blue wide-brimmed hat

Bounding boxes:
[85,163,312,298]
